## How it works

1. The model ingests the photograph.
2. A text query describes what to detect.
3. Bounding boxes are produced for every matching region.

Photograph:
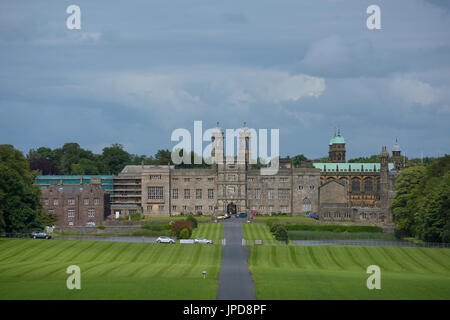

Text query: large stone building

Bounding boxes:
[110,123,403,225]
[40,180,111,226]
[312,131,402,224]
[36,124,403,226]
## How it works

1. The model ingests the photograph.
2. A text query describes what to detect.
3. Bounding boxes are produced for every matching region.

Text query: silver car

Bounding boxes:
[194,238,213,244]
[156,236,175,244]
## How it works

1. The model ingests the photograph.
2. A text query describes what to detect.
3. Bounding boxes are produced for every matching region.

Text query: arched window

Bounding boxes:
[351,178,361,193]
[302,198,311,212]
[364,178,373,192]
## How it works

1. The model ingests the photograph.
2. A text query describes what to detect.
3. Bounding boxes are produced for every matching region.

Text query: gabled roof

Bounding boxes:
[319,179,346,189]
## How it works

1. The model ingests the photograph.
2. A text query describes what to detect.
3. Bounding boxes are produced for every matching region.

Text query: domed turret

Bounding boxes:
[328,128,346,162]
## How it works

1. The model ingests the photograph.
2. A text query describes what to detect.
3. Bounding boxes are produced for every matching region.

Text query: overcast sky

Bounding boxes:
[0,0,449,160]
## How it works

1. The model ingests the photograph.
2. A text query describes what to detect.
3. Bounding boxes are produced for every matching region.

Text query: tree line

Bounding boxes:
[391,155,450,243]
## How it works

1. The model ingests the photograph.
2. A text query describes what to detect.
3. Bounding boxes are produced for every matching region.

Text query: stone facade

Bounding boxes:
[41,184,110,226]
[109,124,402,225]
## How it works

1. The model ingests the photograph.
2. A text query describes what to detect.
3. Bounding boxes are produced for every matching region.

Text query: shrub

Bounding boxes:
[96,225,105,230]
[179,228,190,239]
[128,213,141,220]
[267,218,280,231]
[186,214,198,229]
[284,224,382,233]
[171,220,193,238]
[274,225,288,241]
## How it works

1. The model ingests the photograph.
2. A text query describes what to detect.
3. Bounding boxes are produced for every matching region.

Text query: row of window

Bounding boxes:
[148,187,215,200]
[321,212,379,219]
[147,205,215,212]
[322,212,352,219]
[323,178,380,193]
[67,209,96,218]
[44,198,100,206]
[248,176,314,182]
[251,205,289,212]
[172,177,214,182]
[248,189,291,199]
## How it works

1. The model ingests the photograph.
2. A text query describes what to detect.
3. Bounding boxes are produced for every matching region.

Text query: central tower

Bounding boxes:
[213,122,250,214]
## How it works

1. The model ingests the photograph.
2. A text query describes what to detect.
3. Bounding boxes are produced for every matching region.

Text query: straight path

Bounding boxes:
[217,218,255,300]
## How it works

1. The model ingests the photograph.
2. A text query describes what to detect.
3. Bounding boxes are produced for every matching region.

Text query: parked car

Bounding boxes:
[194,238,213,244]
[31,231,51,239]
[308,213,320,220]
[156,236,175,244]
[236,212,247,218]
[217,213,228,220]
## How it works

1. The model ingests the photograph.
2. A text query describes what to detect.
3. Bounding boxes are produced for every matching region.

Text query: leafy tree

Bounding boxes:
[41,211,57,227]
[186,214,198,229]
[415,172,450,242]
[391,166,426,237]
[274,225,288,241]
[0,145,43,234]
[348,155,380,163]
[291,154,307,168]
[154,149,173,165]
[29,157,61,175]
[179,228,190,239]
[101,143,131,175]
[392,155,450,242]
[171,220,193,238]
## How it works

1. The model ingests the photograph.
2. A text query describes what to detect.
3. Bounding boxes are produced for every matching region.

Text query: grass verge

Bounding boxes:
[249,245,450,299]
[0,238,222,299]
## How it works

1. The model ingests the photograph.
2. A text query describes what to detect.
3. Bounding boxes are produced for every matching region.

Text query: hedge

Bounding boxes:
[140,224,172,231]
[284,224,382,233]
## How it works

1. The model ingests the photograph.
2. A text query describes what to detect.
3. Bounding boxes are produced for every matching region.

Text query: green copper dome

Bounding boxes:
[329,135,345,146]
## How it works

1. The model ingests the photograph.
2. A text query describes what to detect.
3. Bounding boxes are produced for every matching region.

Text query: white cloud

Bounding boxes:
[268,74,325,102]
[71,67,325,112]
[390,76,439,106]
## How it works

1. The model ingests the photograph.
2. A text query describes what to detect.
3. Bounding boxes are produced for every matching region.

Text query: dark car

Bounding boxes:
[31,231,52,239]
[236,212,247,218]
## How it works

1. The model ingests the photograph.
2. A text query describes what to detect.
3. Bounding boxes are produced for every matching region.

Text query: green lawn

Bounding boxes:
[249,245,450,299]
[287,230,397,240]
[191,223,224,242]
[0,238,222,299]
[243,223,288,245]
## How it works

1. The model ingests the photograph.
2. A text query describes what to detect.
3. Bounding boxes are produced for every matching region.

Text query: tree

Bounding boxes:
[274,225,288,242]
[171,220,193,238]
[101,143,132,175]
[154,149,173,165]
[0,145,43,234]
[348,155,380,163]
[186,214,198,229]
[415,172,450,242]
[29,157,61,175]
[179,228,190,239]
[291,154,307,168]
[391,155,450,242]
[391,166,426,237]
[41,211,57,227]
